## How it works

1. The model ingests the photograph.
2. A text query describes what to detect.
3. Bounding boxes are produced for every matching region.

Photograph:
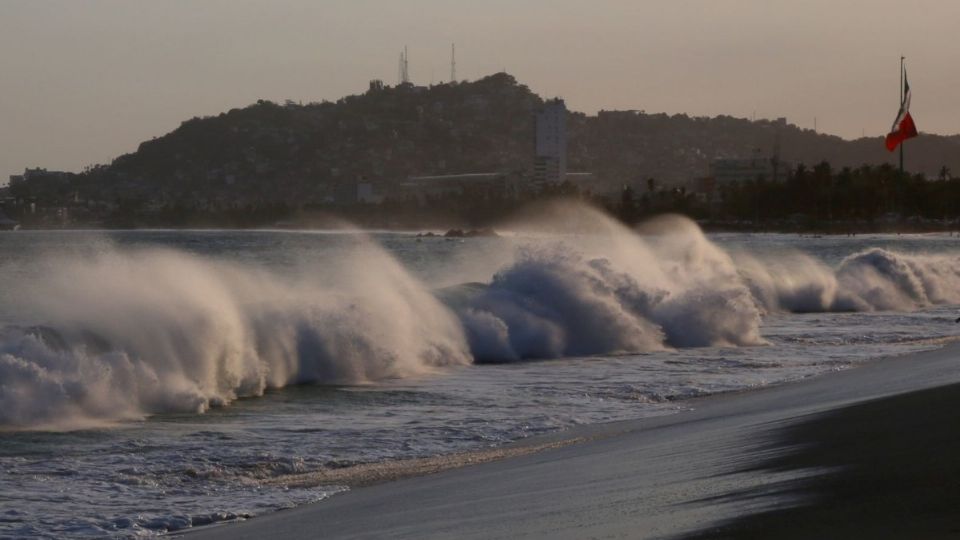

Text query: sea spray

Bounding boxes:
[734,245,960,313]
[0,241,471,429]
[735,250,841,313]
[449,208,765,361]
[452,245,667,361]
[833,248,960,310]
[4,206,960,429]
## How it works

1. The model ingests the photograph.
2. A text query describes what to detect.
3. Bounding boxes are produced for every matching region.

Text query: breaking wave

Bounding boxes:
[2,204,960,429]
[737,245,960,313]
[0,242,471,429]
[448,212,764,361]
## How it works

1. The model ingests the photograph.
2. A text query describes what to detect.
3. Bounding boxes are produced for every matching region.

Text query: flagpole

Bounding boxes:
[899,56,905,175]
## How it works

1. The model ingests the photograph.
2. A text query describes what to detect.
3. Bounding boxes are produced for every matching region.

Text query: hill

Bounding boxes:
[22,73,960,209]
[79,74,540,207]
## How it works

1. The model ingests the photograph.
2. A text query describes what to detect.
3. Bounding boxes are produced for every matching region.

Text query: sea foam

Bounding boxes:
[2,204,959,429]
[0,241,471,429]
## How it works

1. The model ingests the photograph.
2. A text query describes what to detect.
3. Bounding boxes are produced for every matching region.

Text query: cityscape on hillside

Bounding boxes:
[2,71,959,230]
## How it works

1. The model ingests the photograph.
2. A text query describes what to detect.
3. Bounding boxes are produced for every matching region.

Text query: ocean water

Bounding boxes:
[2,208,959,538]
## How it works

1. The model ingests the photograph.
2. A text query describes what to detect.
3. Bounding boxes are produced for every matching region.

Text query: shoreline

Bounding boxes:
[183,342,960,539]
[261,436,590,490]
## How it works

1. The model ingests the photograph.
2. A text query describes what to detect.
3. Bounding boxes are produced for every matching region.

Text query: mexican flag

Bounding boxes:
[885,69,918,152]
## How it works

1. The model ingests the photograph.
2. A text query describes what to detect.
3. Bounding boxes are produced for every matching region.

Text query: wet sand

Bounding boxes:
[687,382,960,539]
[262,437,588,490]
[185,343,960,539]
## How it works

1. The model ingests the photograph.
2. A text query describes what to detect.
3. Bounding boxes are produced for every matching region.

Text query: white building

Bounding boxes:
[534,98,567,184]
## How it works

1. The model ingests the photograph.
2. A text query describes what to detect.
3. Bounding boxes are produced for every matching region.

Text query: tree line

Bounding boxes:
[612,162,960,231]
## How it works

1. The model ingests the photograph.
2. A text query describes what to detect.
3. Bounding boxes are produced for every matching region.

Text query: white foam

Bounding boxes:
[445,208,766,361]
[0,240,471,429]
[4,204,960,429]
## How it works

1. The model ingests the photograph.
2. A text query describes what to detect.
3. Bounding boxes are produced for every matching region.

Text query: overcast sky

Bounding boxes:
[2,0,958,181]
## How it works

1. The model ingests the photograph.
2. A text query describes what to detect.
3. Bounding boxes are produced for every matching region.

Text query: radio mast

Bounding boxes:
[398,46,410,84]
[450,43,457,83]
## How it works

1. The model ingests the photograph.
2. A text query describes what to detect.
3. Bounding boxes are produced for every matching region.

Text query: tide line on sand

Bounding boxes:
[262,436,589,489]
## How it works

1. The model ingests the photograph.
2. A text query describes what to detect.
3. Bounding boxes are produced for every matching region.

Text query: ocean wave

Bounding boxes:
[444,210,765,362]
[3,205,960,429]
[737,244,960,313]
[0,243,471,429]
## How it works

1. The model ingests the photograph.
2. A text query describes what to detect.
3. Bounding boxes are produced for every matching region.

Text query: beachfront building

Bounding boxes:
[709,149,790,186]
[534,98,567,185]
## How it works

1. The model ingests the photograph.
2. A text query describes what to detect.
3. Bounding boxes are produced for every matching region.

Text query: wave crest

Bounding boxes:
[0,244,471,429]
[3,207,960,429]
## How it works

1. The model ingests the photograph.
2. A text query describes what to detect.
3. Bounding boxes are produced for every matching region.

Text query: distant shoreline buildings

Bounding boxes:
[695,117,792,198]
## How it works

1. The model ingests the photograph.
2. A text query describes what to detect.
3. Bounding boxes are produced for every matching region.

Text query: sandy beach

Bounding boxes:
[182,341,960,539]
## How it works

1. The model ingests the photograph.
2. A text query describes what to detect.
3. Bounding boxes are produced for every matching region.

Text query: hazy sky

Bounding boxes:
[2,0,959,181]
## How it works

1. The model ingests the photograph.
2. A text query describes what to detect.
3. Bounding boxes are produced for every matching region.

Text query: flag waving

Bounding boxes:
[885,67,918,152]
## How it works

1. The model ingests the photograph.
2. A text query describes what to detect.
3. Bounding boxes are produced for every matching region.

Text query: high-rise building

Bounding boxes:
[534,98,567,184]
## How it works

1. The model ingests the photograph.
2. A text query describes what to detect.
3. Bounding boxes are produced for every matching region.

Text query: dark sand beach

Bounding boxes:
[689,382,960,539]
[185,343,960,539]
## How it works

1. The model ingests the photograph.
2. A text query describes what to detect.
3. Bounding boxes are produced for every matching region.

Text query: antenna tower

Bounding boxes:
[398,46,410,84]
[451,43,457,83]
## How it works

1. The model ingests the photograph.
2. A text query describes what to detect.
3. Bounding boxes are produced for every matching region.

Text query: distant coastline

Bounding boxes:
[4,216,959,235]
[4,73,960,234]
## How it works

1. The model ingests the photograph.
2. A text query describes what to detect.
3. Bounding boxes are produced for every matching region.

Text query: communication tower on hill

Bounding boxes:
[450,43,457,83]
[398,46,410,84]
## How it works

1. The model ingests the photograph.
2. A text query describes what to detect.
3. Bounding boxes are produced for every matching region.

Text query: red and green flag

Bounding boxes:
[885,69,918,152]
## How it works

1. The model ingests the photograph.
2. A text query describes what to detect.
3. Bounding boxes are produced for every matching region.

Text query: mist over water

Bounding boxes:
[0,241,472,429]
[451,211,765,360]
[2,203,960,430]
[738,244,960,313]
